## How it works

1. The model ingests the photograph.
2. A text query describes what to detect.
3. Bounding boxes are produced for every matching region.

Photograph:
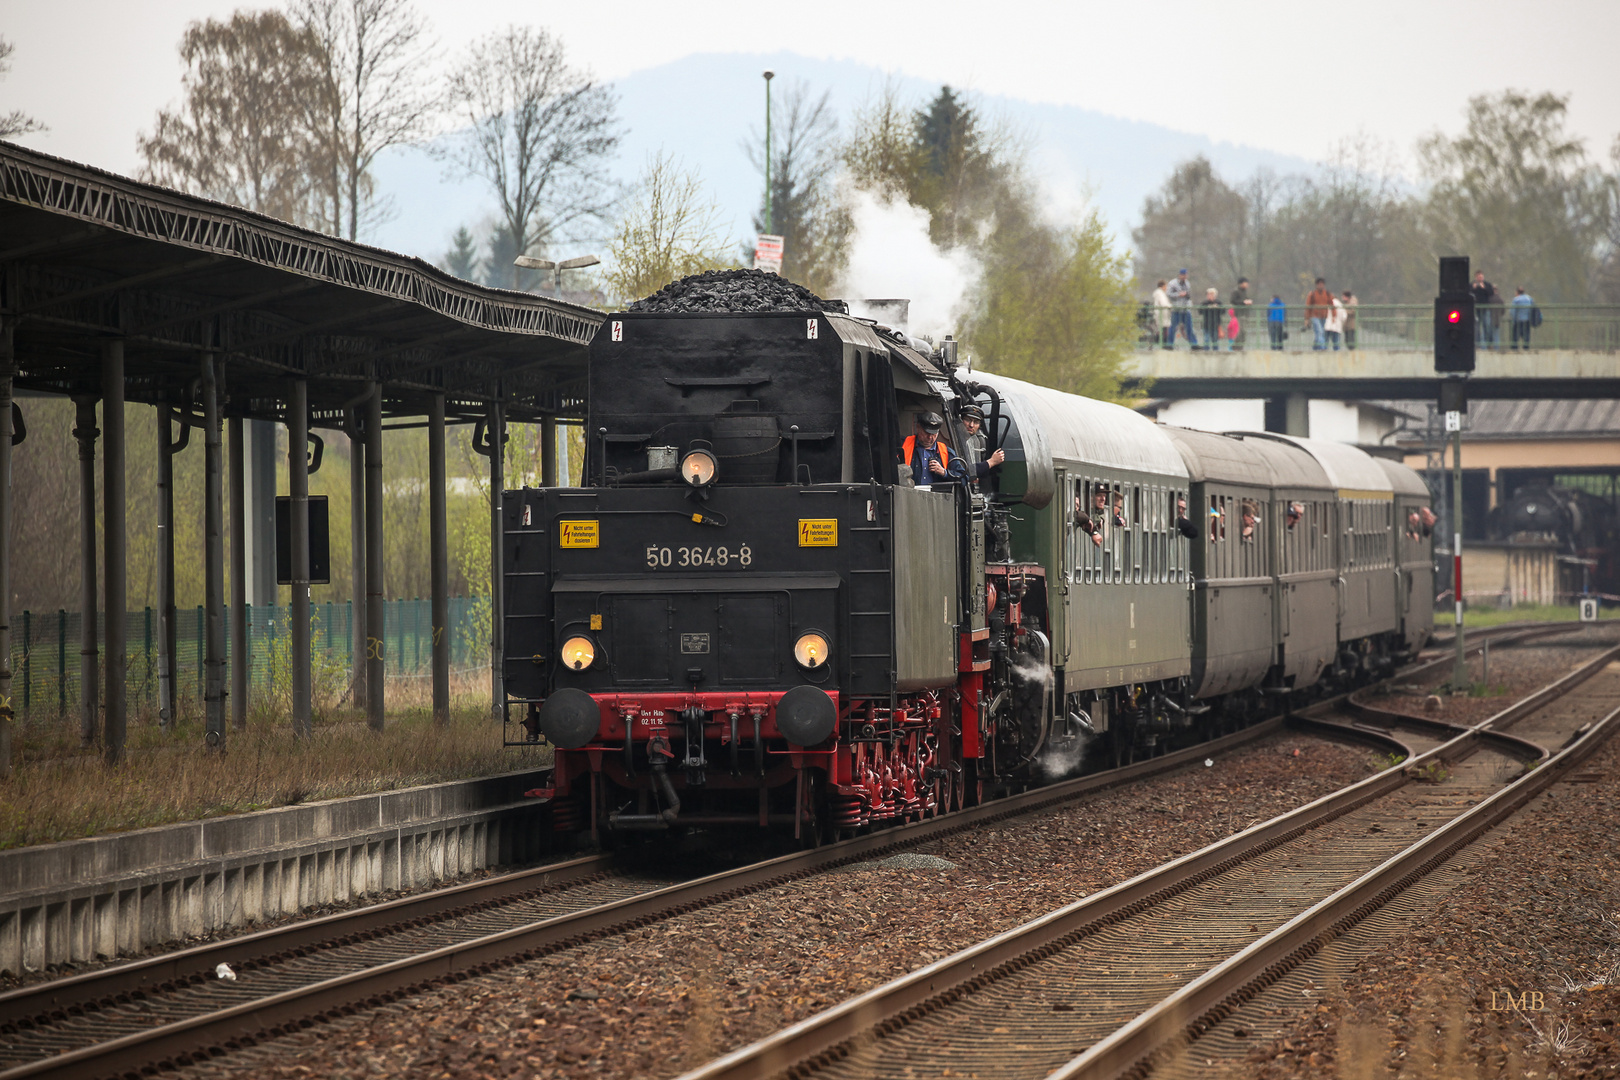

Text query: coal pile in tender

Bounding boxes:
[627,268,848,314]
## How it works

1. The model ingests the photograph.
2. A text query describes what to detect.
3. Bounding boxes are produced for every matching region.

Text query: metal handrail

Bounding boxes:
[1137,302,1620,353]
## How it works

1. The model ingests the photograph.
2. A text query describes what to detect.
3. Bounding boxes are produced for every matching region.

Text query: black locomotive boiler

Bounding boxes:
[502,271,1434,843]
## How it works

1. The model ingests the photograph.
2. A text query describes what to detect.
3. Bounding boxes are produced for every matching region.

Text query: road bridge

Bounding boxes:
[0,139,604,771]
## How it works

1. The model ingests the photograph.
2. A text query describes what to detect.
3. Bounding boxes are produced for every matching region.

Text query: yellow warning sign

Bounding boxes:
[560,520,599,548]
[798,519,838,547]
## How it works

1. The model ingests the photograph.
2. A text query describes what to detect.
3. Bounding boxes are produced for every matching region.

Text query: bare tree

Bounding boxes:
[1,36,46,139]
[1131,156,1248,293]
[137,12,328,226]
[606,152,734,304]
[293,0,437,240]
[745,82,844,293]
[443,26,620,288]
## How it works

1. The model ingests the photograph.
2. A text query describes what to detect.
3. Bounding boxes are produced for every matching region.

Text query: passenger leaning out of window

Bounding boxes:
[1074,487,1107,547]
[1175,495,1199,539]
[1240,500,1260,541]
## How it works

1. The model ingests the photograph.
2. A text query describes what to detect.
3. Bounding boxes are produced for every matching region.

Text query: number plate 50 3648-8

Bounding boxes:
[645,544,752,568]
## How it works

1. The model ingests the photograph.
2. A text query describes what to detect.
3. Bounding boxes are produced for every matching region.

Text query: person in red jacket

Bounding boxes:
[1303,278,1334,350]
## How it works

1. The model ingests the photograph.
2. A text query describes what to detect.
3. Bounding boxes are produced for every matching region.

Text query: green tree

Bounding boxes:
[842,81,925,202]
[605,151,734,305]
[968,209,1138,400]
[440,225,479,280]
[1419,90,1614,302]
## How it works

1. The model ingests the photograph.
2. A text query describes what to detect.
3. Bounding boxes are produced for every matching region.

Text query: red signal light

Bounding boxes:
[1447,310,1461,324]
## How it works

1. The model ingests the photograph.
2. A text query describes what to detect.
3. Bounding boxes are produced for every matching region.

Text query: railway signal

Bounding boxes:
[1434,255,1475,373]
[1435,255,1471,687]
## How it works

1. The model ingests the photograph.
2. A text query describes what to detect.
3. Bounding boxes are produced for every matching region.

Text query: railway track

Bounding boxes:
[676,631,1620,1080]
[0,623,1580,1080]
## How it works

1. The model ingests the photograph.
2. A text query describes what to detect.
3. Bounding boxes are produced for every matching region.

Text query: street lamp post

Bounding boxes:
[763,70,775,236]
[513,254,600,297]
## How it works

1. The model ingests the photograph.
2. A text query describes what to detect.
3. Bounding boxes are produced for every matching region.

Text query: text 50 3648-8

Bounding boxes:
[645,545,753,568]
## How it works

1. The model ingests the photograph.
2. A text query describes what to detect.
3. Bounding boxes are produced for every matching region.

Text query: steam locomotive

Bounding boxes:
[1487,483,1619,597]
[502,272,1433,844]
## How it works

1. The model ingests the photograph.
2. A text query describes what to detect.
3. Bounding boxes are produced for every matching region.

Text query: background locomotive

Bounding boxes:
[1487,483,1619,599]
[503,271,1433,844]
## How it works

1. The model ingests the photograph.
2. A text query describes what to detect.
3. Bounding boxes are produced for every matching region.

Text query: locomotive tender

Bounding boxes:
[503,273,1433,843]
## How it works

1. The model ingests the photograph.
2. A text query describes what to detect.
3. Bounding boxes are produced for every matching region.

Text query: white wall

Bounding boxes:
[1154,399,1266,433]
[1307,400,1361,444]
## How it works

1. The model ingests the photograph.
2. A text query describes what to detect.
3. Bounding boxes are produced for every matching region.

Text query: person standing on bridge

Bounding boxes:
[1229,277,1253,351]
[1472,270,1497,348]
[1267,295,1287,350]
[1152,280,1172,347]
[1199,288,1224,350]
[1304,278,1334,350]
[1166,269,1197,348]
[1511,286,1535,348]
[1342,290,1359,350]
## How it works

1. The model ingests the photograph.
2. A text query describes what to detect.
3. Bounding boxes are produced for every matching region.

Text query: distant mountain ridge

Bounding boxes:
[367,51,1319,273]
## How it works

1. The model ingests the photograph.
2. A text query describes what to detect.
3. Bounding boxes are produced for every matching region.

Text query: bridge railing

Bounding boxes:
[1136,303,1620,353]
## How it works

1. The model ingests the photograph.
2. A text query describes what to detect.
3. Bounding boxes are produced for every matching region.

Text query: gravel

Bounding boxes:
[175,734,1382,1080]
[1240,725,1620,1079]
[626,269,847,314]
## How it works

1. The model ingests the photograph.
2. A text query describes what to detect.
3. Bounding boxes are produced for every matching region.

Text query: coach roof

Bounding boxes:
[970,371,1189,479]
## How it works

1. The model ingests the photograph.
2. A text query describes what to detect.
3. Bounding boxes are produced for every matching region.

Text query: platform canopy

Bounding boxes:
[0,140,602,424]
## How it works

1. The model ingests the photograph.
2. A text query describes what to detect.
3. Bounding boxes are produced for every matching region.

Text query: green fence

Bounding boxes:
[8,596,492,720]
[1136,303,1620,353]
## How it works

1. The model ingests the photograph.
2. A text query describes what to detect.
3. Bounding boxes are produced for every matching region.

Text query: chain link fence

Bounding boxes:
[8,596,493,720]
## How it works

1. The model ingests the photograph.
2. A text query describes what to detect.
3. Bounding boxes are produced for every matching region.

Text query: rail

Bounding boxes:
[0,710,1293,1079]
[676,629,1618,1080]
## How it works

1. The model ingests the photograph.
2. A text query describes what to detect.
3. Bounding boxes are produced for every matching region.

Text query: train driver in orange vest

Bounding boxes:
[900,412,968,487]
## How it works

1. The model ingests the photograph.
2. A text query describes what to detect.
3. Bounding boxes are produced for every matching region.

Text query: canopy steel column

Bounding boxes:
[429,393,449,726]
[201,353,226,747]
[72,396,98,747]
[348,413,366,714]
[0,320,14,779]
[487,400,505,718]
[542,414,557,487]
[101,341,126,765]
[155,407,183,728]
[288,381,312,738]
[228,416,247,731]
[364,384,384,731]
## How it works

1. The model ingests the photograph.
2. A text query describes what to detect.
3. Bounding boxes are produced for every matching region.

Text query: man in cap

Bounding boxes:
[958,402,1005,483]
[1165,268,1197,348]
[900,412,966,487]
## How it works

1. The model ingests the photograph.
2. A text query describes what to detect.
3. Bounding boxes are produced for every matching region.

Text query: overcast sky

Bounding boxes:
[2,0,1616,180]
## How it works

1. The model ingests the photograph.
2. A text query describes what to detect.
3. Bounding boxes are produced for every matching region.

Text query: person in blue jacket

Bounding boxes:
[1267,295,1287,350]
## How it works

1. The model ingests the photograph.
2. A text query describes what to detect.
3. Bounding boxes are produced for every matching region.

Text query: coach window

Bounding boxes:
[1132,486,1143,583]
[1179,492,1192,582]
[1066,478,1079,582]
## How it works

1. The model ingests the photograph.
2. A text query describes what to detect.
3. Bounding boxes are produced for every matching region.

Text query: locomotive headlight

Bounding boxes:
[560,635,597,671]
[793,631,830,669]
[680,449,717,487]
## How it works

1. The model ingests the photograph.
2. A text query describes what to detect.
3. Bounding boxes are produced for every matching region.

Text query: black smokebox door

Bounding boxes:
[276,494,332,585]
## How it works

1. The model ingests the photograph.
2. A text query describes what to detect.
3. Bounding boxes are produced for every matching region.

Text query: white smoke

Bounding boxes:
[836,188,976,343]
[1037,732,1091,781]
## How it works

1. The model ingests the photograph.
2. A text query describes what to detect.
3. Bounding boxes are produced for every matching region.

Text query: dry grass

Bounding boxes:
[0,670,550,851]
